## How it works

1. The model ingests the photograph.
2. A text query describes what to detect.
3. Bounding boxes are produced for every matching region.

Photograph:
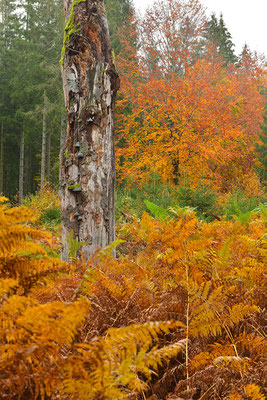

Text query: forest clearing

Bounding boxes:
[0,0,266,399]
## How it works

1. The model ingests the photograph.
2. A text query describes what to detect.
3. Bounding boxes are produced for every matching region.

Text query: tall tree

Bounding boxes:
[0,0,64,198]
[104,0,133,55]
[206,13,237,65]
[139,0,207,77]
[61,0,119,260]
[40,91,48,189]
[116,0,265,192]
[18,130,25,205]
[0,0,22,197]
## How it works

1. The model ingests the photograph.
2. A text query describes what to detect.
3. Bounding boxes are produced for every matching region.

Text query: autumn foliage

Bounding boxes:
[0,0,266,398]
[0,195,266,399]
[115,0,265,193]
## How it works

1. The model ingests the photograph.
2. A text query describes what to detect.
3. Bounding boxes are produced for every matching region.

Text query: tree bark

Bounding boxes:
[47,133,51,184]
[59,112,66,195]
[19,130,24,205]
[25,150,32,195]
[61,0,119,261]
[40,91,47,190]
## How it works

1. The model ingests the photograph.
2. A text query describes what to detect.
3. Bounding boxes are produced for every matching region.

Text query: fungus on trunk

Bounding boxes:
[61,0,119,260]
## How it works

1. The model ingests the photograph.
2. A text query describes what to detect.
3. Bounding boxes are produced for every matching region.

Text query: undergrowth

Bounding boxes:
[0,196,266,399]
[23,183,61,228]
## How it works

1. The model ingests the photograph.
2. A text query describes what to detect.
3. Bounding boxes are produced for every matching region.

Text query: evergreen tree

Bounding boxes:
[0,0,64,198]
[104,0,133,54]
[206,13,237,64]
[0,0,23,196]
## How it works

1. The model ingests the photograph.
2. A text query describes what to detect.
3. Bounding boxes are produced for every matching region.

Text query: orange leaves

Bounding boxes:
[0,197,266,398]
[115,1,265,192]
[0,296,88,398]
[0,199,64,295]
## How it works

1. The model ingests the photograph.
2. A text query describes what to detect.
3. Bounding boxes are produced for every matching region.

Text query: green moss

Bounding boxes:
[111,49,115,63]
[60,0,86,65]
[64,149,71,159]
[67,184,81,191]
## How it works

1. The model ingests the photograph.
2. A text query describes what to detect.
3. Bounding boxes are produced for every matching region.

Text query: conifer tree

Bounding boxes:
[206,12,237,64]
[0,0,22,196]
[0,0,64,198]
[104,0,133,55]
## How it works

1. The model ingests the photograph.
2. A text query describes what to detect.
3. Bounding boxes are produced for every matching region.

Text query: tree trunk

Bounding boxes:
[59,112,66,195]
[47,133,51,184]
[61,0,119,261]
[0,124,3,194]
[173,158,180,186]
[19,130,24,205]
[40,91,47,190]
[25,150,31,195]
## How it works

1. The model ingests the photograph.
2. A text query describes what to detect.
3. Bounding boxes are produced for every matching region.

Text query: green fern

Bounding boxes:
[144,200,171,220]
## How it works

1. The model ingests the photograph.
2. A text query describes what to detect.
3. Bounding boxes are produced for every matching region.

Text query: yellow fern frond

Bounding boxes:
[63,320,185,399]
[245,384,265,400]
[213,355,249,373]
[228,391,243,400]
[0,296,88,398]
[0,278,18,297]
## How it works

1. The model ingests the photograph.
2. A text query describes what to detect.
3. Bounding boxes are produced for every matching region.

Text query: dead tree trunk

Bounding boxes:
[61,0,119,261]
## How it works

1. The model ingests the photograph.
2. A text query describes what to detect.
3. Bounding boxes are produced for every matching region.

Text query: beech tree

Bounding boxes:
[116,0,265,192]
[61,0,119,260]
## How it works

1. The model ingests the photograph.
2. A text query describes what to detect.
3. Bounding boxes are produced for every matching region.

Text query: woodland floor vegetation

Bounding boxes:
[0,193,266,399]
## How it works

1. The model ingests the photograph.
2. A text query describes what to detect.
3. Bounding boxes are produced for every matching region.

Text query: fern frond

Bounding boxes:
[0,278,18,297]
[213,355,249,373]
[228,391,243,400]
[224,303,259,328]
[0,296,88,398]
[188,283,226,337]
[63,321,185,399]
[0,201,65,294]
[245,384,265,400]
[145,339,187,370]
[144,200,171,221]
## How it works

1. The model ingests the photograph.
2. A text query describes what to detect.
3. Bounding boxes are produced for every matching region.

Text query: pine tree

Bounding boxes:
[206,13,237,65]
[0,0,64,198]
[0,0,22,197]
[104,0,133,55]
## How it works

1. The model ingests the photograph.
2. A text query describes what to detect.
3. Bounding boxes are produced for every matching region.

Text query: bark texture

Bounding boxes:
[58,113,66,195]
[61,0,119,260]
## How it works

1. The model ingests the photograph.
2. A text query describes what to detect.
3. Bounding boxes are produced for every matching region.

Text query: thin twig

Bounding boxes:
[198,383,216,400]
